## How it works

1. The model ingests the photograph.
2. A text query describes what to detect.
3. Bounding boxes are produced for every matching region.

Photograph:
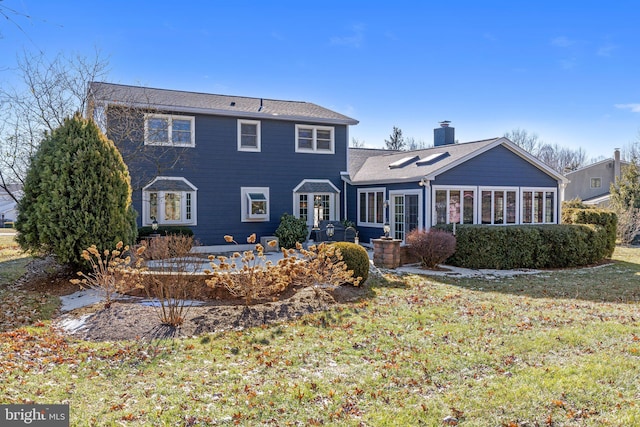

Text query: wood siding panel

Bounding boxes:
[435,145,558,187]
[113,108,348,245]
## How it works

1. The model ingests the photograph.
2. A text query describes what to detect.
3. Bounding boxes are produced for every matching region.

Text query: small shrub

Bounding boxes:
[206,235,360,305]
[138,234,197,327]
[138,226,193,240]
[206,234,288,305]
[406,229,456,268]
[330,242,369,285]
[70,241,141,309]
[275,213,308,249]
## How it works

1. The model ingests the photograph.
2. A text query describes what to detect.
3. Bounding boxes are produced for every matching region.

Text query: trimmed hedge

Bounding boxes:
[562,208,617,257]
[439,224,611,269]
[138,226,194,239]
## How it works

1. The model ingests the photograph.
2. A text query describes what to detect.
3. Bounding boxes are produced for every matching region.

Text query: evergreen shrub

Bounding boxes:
[439,223,611,269]
[275,213,308,249]
[562,208,617,257]
[330,241,370,284]
[16,114,137,266]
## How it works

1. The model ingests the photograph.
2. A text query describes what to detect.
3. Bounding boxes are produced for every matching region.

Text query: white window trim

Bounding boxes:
[237,119,261,152]
[478,186,520,226]
[142,177,198,226]
[357,187,386,227]
[292,179,340,228]
[144,113,195,147]
[521,187,557,224]
[295,124,335,154]
[431,185,477,226]
[241,187,270,222]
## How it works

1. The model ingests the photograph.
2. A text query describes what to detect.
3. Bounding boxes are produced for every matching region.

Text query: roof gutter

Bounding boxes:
[96,100,359,126]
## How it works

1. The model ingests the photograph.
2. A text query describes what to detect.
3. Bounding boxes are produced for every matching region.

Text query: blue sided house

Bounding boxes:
[344,122,569,245]
[88,82,358,247]
[88,83,567,248]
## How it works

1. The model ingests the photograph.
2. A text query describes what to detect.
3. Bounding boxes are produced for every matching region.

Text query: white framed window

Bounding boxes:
[144,114,195,147]
[433,186,477,225]
[521,188,556,224]
[357,188,385,227]
[241,187,269,222]
[295,125,335,154]
[143,177,197,226]
[479,187,519,225]
[238,119,261,152]
[590,177,602,189]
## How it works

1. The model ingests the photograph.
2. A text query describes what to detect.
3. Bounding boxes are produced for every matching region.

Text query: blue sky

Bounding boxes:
[2,0,640,160]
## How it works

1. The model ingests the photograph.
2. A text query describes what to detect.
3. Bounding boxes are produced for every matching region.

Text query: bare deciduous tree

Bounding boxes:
[0,50,109,202]
[504,128,586,173]
[350,137,365,148]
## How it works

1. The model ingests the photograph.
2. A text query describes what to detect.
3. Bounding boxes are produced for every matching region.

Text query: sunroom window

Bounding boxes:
[480,189,517,225]
[434,188,475,225]
[144,114,195,147]
[522,189,556,224]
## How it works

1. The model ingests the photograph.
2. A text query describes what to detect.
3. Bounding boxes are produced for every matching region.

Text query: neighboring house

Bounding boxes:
[0,184,22,227]
[87,82,358,247]
[564,149,629,207]
[343,123,569,244]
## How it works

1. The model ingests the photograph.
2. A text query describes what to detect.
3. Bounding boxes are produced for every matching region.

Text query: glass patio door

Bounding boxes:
[392,193,419,242]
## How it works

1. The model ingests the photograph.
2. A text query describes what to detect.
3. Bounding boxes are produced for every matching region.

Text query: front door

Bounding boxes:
[391,192,420,242]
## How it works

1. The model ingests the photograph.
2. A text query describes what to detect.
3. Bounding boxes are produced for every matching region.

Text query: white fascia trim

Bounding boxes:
[143,176,198,191]
[292,179,341,194]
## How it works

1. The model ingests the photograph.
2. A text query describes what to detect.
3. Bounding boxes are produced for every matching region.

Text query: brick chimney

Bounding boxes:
[434,121,455,147]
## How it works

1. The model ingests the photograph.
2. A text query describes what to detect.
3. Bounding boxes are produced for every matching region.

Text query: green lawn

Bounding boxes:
[0,245,639,426]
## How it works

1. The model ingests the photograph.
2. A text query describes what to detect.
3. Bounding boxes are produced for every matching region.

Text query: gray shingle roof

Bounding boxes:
[347,139,502,184]
[89,82,358,125]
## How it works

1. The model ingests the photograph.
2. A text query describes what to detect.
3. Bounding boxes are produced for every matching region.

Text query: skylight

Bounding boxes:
[417,152,448,165]
[389,155,420,169]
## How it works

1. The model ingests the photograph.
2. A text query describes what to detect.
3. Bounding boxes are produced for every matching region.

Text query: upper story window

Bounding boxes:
[295,125,335,154]
[590,177,602,188]
[144,114,195,147]
[238,119,261,152]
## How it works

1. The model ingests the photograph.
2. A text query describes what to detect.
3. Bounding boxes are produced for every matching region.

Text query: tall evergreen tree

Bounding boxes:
[385,126,405,150]
[16,113,137,266]
[610,158,640,210]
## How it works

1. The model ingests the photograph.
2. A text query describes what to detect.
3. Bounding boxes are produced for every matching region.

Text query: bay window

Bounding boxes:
[143,177,197,226]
